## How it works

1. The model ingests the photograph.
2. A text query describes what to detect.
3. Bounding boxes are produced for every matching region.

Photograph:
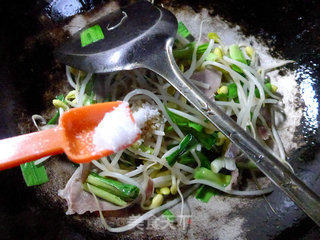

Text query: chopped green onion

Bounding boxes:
[196,151,211,169]
[173,42,209,60]
[229,44,246,64]
[86,173,139,200]
[166,107,217,149]
[188,122,204,132]
[178,21,190,38]
[166,106,203,132]
[179,153,195,165]
[80,25,105,47]
[178,151,211,168]
[20,162,49,186]
[166,134,198,167]
[189,129,218,150]
[195,185,219,203]
[83,183,127,206]
[163,209,175,222]
[229,44,247,74]
[227,83,238,99]
[215,93,228,101]
[254,83,276,98]
[194,167,231,187]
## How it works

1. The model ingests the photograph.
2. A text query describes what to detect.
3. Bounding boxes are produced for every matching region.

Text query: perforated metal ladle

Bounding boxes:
[55,1,320,226]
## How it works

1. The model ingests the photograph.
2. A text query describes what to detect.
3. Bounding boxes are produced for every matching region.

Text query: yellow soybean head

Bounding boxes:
[149,194,164,209]
[205,127,216,134]
[52,99,68,111]
[167,86,176,96]
[208,32,220,43]
[271,84,278,93]
[159,187,170,195]
[66,90,76,100]
[216,132,227,146]
[217,85,228,95]
[245,46,254,58]
[213,47,223,59]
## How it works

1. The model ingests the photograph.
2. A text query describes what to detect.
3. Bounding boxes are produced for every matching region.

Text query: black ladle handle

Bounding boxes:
[145,38,320,226]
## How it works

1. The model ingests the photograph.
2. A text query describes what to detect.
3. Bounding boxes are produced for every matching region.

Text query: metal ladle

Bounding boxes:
[55,1,320,226]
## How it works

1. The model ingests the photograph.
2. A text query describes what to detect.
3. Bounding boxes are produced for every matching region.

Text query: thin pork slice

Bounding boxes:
[58,166,128,215]
[190,68,222,97]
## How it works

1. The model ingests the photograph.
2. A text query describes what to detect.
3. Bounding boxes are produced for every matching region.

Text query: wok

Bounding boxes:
[0,0,319,239]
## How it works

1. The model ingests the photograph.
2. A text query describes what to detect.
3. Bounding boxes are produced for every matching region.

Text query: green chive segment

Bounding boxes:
[83,183,127,206]
[166,134,198,167]
[195,185,219,203]
[81,25,105,47]
[86,172,139,200]
[173,42,209,60]
[178,22,191,38]
[229,44,247,73]
[166,107,203,132]
[194,167,231,187]
[163,209,175,222]
[20,162,49,187]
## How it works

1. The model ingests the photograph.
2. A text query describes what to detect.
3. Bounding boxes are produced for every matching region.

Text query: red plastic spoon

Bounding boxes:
[0,101,139,170]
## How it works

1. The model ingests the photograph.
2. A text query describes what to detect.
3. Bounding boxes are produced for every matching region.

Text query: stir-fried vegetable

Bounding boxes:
[177,21,191,38]
[20,162,49,187]
[162,209,175,222]
[195,185,219,203]
[173,42,210,60]
[86,173,139,200]
[27,19,292,233]
[166,107,203,132]
[166,134,198,166]
[194,167,231,187]
[83,183,127,206]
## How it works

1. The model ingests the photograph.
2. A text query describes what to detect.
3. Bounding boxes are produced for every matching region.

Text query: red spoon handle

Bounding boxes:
[0,127,64,170]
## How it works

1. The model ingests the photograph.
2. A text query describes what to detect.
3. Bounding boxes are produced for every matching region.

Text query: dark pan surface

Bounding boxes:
[0,0,319,239]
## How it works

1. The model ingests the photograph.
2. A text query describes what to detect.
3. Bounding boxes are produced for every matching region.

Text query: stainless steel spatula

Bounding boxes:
[55,1,320,226]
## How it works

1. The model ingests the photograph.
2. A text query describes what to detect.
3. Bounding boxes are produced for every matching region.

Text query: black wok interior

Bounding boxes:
[0,0,319,239]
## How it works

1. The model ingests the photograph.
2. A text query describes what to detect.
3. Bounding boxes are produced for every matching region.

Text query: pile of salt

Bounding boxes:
[92,102,141,152]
